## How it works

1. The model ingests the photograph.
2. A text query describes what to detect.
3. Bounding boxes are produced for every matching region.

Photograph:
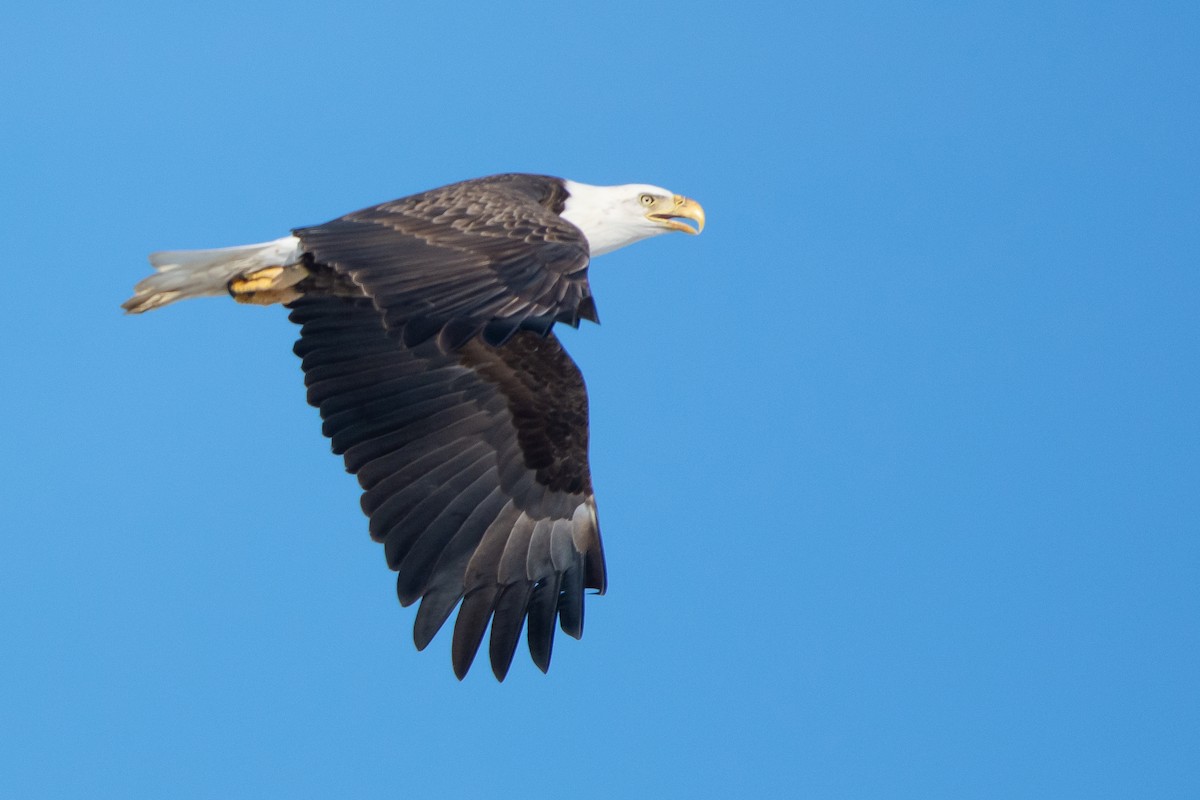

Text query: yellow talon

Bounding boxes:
[230,266,286,294]
[228,265,309,306]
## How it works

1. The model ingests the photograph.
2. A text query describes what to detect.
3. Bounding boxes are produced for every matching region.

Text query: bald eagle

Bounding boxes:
[124,173,705,680]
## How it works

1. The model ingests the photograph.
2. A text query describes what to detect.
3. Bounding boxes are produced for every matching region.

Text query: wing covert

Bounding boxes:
[294,174,598,348]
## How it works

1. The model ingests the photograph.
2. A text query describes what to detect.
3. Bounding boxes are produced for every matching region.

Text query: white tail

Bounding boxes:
[122,235,303,313]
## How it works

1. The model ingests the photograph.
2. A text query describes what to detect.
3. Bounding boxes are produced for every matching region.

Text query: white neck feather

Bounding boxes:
[559,180,667,257]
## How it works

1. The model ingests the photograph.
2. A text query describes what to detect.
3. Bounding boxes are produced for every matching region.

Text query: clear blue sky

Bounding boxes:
[2,2,1197,797]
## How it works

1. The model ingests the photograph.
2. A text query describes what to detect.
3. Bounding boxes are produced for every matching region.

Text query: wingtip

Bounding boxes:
[451,587,497,681]
[452,645,477,680]
[452,647,477,681]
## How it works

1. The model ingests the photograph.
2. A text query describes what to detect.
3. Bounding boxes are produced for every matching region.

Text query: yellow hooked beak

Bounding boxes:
[647,195,706,235]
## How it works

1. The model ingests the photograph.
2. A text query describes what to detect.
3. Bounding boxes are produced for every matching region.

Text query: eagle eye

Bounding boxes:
[639,194,655,206]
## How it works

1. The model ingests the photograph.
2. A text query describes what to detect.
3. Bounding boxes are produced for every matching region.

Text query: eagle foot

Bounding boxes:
[228,265,309,306]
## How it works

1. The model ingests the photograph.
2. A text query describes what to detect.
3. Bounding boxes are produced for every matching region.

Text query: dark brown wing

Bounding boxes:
[293,174,598,349]
[289,295,606,680]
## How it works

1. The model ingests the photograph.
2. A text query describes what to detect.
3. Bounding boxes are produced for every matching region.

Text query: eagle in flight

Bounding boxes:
[124,173,705,680]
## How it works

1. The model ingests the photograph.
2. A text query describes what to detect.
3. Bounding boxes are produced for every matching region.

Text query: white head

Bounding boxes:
[559,180,705,257]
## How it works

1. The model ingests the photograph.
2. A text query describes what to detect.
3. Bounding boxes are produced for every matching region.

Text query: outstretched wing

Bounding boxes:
[289,295,606,679]
[293,174,598,349]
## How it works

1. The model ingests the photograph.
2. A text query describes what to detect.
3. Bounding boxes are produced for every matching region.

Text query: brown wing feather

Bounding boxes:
[293,174,598,348]
[288,295,606,680]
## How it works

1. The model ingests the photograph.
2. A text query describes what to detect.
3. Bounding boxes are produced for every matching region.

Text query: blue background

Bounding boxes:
[2,2,1197,797]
